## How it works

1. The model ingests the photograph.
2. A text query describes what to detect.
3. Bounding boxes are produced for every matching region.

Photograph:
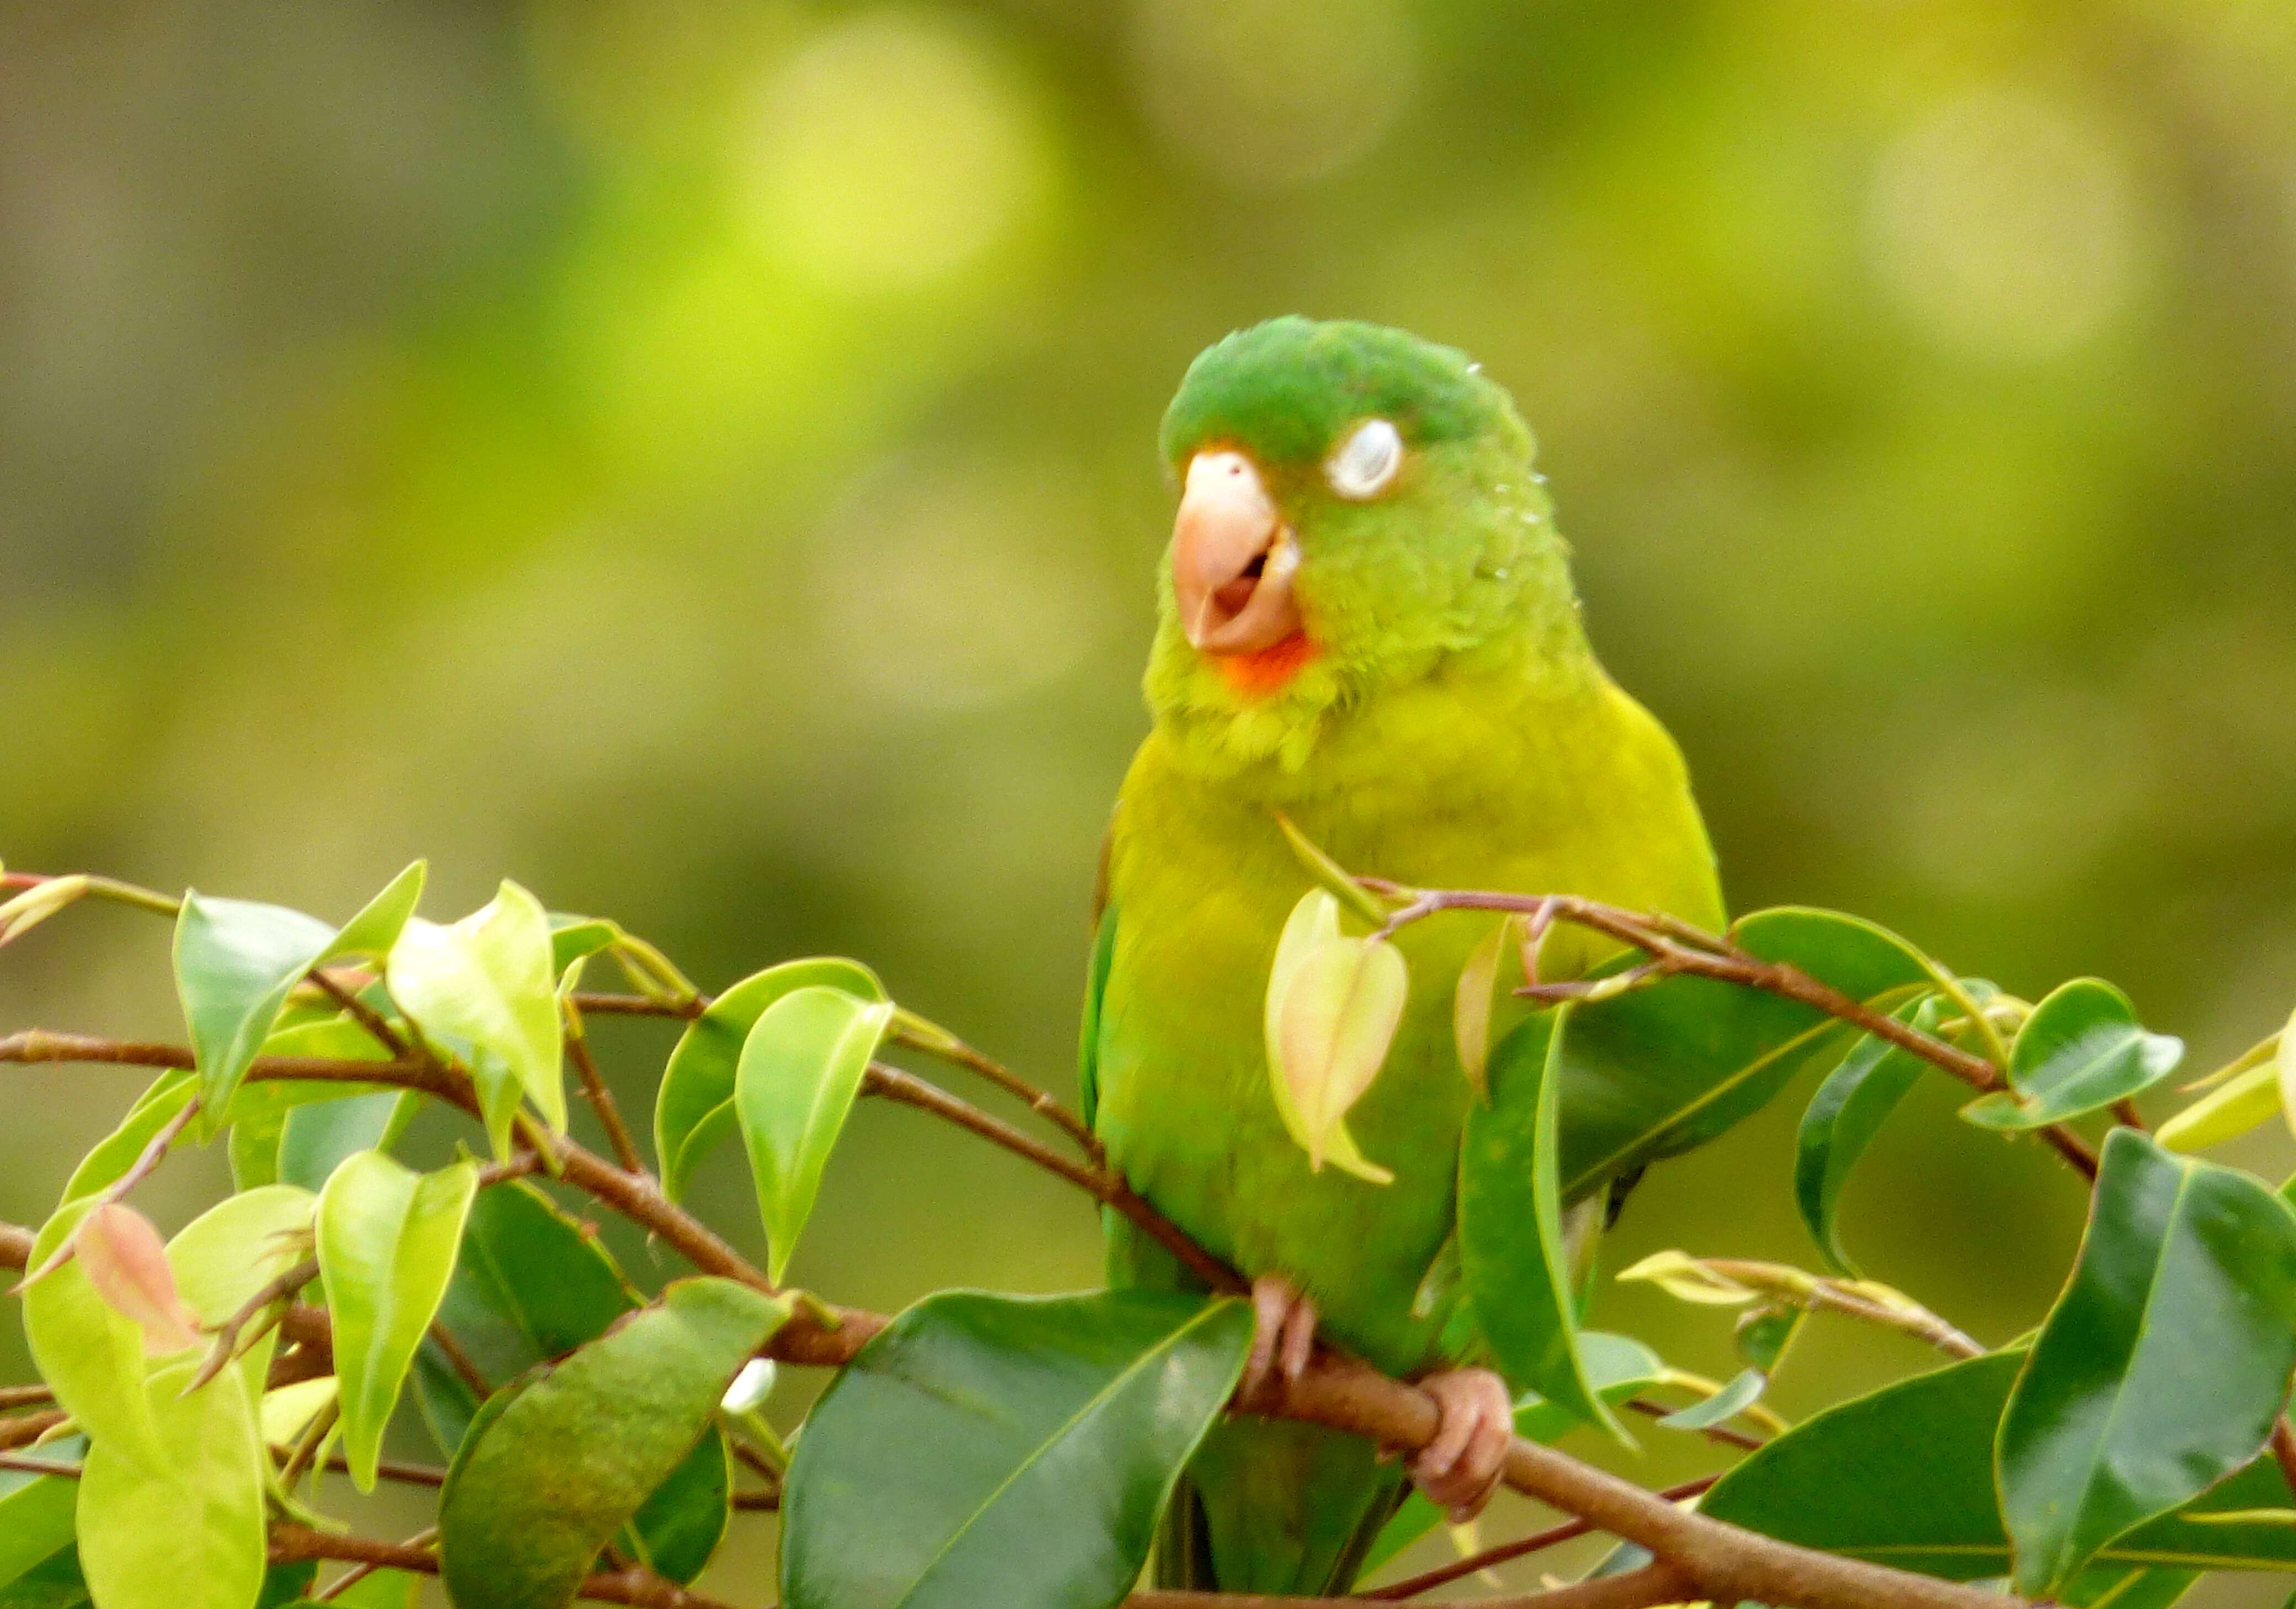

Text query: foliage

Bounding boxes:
[7,853,2296,1609]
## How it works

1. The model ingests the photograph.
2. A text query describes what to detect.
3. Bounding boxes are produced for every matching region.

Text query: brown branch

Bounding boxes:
[0,1030,458,1101]
[1134,1560,1696,1609]
[267,1527,739,1609]
[1361,1475,1721,1600]
[0,1384,53,1411]
[190,1256,320,1391]
[566,1015,648,1174]
[865,1062,1243,1295]
[1695,1261,1983,1362]
[2271,1415,2296,1502]
[428,1320,492,1400]
[14,1094,202,1288]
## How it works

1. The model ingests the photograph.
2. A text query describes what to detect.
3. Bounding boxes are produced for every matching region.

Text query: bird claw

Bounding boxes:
[1239,1274,1319,1409]
[1409,1367,1513,1522]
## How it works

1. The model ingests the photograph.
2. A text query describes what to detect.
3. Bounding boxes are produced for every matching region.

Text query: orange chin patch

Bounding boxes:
[1216,633,1319,698]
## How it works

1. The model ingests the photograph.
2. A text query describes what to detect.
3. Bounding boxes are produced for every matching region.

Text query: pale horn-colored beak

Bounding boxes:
[1171,449,1303,655]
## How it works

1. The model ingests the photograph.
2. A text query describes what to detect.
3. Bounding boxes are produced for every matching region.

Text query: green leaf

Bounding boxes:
[168,1185,317,1398]
[1703,1349,2296,1577]
[1795,994,1943,1274]
[438,1278,788,1609]
[1962,980,2183,1131]
[22,1200,165,1473]
[654,959,885,1203]
[1736,1304,1810,1374]
[76,1356,265,1609]
[0,1439,82,1591]
[61,1073,196,1203]
[0,1545,89,1609]
[413,1181,641,1455]
[782,1289,1250,1609]
[1460,1008,1616,1437]
[2159,1062,2280,1152]
[1261,892,1391,1185]
[317,1152,480,1490]
[1273,934,1408,1178]
[1658,1367,1766,1430]
[734,985,895,1284]
[172,865,424,1134]
[1558,907,1933,1197]
[387,881,563,1157]
[547,914,624,976]
[1361,1332,1663,1578]
[1998,1129,2296,1594]
[618,1431,732,1585]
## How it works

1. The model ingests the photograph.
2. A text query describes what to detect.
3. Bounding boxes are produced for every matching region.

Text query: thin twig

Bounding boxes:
[565,1006,648,1174]
[1361,1474,1721,1600]
[0,1411,67,1452]
[191,1256,320,1391]
[569,991,703,1021]
[309,968,407,1056]
[889,1011,1105,1161]
[13,1095,202,1289]
[1696,1261,1983,1362]
[865,1062,1243,1295]
[428,1321,492,1401]
[278,1399,339,1490]
[0,1384,54,1411]
[0,1453,80,1479]
[2271,1415,2296,1502]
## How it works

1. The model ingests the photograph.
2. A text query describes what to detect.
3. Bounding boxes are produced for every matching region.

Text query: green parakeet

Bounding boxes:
[1080,318,1724,1594]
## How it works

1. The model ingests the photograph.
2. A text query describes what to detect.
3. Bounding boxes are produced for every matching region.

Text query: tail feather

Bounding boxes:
[1155,1418,1408,1594]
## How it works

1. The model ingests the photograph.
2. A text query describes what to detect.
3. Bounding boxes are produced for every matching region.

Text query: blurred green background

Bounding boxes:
[6,0,2296,1596]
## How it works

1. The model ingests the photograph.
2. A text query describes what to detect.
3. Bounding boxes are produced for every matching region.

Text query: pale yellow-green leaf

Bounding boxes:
[2277,1004,2296,1144]
[1276,935,1407,1180]
[1616,1250,1757,1306]
[20,1199,163,1472]
[168,1185,316,1398]
[259,1376,340,1447]
[1263,890,1341,1155]
[1452,916,1517,1101]
[388,880,564,1156]
[77,1356,266,1609]
[2159,1061,2281,1153]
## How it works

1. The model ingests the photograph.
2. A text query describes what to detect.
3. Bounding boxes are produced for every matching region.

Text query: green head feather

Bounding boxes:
[1147,317,1592,777]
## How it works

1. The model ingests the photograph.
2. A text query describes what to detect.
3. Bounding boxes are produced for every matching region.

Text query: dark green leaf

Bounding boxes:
[0,1547,89,1608]
[1963,980,2183,1131]
[1704,1349,2296,1577]
[1558,908,1933,1197]
[735,985,894,1284]
[1795,995,1942,1274]
[1460,1009,1615,1436]
[1998,1129,2296,1594]
[438,1278,788,1609]
[618,1431,731,1585]
[782,1290,1251,1609]
[654,959,884,1203]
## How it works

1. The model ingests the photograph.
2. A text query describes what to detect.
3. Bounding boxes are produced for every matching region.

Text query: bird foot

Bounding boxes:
[1238,1273,1319,1409]
[1410,1367,1513,1522]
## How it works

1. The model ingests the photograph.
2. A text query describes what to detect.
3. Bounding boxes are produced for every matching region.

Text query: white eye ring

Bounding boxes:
[1325,417,1403,500]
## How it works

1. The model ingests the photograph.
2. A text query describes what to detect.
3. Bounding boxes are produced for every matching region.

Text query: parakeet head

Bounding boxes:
[1146,317,1588,774]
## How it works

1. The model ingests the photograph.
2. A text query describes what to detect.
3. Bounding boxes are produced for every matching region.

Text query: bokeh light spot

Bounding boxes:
[1867,88,2147,359]
[735,12,1051,291]
[1127,0,1414,188]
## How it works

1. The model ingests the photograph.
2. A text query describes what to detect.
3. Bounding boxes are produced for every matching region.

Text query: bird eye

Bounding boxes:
[1325,419,1403,500]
